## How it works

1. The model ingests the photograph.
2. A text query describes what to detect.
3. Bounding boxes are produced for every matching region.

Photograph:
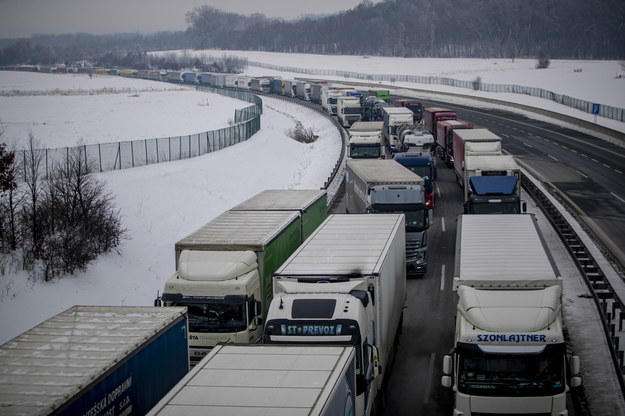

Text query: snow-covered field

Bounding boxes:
[0,53,624,414]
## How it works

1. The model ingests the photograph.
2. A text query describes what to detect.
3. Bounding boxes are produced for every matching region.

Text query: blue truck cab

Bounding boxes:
[466,175,526,214]
[393,152,437,210]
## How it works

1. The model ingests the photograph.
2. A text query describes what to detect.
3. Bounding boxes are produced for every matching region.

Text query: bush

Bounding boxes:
[536,54,551,69]
[285,121,318,144]
[472,76,482,91]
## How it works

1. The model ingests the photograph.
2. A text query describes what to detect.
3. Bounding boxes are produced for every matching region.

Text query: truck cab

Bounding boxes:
[338,95,363,127]
[349,121,385,159]
[393,152,437,209]
[466,175,526,214]
[160,250,263,364]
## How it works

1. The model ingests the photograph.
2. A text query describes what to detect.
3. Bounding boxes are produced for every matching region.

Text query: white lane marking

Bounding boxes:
[440,264,446,291]
[611,192,625,204]
[576,171,589,179]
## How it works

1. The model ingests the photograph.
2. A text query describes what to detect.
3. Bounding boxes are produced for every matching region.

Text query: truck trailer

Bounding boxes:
[393,151,437,209]
[264,214,406,416]
[464,154,525,214]
[451,128,502,192]
[147,344,357,416]
[435,119,473,166]
[423,107,457,146]
[348,121,385,159]
[158,209,303,365]
[442,214,581,415]
[0,306,189,416]
[345,159,430,274]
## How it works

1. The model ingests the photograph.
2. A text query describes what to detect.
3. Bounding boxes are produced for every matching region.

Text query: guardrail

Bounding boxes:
[248,61,625,123]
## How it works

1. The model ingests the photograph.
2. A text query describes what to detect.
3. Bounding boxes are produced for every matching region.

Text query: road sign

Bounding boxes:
[592,103,601,115]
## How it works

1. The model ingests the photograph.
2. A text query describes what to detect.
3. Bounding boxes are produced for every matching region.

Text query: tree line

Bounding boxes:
[1,0,622,67]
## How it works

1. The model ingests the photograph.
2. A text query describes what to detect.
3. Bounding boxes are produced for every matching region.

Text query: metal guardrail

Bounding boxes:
[521,172,625,400]
[248,61,625,123]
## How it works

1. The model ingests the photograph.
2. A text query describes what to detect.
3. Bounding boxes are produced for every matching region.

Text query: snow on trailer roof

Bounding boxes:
[346,159,424,185]
[464,154,518,170]
[453,128,502,142]
[230,189,326,212]
[454,214,561,290]
[275,214,405,276]
[0,306,187,416]
[175,210,300,252]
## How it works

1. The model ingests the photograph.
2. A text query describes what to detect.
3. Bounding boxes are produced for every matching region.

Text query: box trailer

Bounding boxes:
[0,306,188,416]
[147,345,357,416]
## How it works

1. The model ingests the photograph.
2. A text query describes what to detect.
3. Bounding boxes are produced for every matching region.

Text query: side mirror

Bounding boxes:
[442,355,453,375]
[154,291,162,307]
[570,355,580,376]
[441,375,452,388]
[570,376,582,388]
[521,201,527,213]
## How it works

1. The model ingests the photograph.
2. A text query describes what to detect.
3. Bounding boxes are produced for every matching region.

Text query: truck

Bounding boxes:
[263,214,407,416]
[393,98,424,123]
[423,107,457,153]
[382,106,414,152]
[147,344,357,416]
[0,306,189,416]
[452,128,502,192]
[464,154,525,214]
[393,151,437,209]
[442,214,581,415]
[321,89,344,115]
[345,159,430,274]
[360,95,388,121]
[337,95,362,127]
[310,83,325,103]
[230,189,328,240]
[157,209,303,365]
[348,121,385,159]
[435,119,474,166]
[295,80,310,100]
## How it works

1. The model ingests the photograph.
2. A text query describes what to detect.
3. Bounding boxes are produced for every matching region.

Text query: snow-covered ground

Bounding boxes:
[1,53,624,414]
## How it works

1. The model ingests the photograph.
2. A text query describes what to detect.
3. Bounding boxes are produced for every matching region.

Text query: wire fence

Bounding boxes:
[19,86,263,178]
[248,61,625,123]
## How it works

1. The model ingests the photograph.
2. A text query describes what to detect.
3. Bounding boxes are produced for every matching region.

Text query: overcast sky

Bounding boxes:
[0,0,382,38]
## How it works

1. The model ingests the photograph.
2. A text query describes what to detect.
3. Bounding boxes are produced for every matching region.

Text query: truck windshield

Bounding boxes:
[402,165,431,180]
[344,107,361,114]
[458,349,565,397]
[350,144,381,158]
[164,300,247,333]
[404,210,427,231]
[470,201,520,214]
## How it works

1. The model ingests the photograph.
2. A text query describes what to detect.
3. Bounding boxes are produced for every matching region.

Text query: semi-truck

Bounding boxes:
[435,119,474,166]
[393,99,424,123]
[423,107,457,144]
[464,154,525,214]
[393,151,437,209]
[321,89,345,115]
[263,214,407,416]
[397,124,434,153]
[442,214,581,415]
[345,159,430,274]
[147,344,357,416]
[337,95,362,127]
[348,121,385,159]
[157,194,327,365]
[0,306,189,416]
[452,128,502,191]
[382,106,414,152]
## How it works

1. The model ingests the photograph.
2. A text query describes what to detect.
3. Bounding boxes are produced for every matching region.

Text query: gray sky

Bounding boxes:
[0,0,381,38]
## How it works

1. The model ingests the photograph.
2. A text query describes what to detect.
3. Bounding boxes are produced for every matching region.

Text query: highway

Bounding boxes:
[328,99,625,415]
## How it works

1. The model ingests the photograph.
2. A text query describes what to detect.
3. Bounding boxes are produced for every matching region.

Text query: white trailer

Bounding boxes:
[451,128,502,191]
[264,214,406,416]
[337,95,362,127]
[321,89,343,115]
[147,344,357,416]
[442,214,581,416]
[348,121,385,159]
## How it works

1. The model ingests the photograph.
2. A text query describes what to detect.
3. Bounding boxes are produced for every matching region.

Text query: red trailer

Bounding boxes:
[436,119,474,167]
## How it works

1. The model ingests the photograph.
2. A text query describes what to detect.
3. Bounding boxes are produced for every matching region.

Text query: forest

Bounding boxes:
[0,0,623,67]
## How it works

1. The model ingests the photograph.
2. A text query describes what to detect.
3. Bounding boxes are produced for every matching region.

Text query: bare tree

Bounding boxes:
[0,139,22,251]
[20,132,45,265]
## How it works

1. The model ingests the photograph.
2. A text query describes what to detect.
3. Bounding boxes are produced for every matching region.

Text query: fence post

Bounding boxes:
[98,144,102,172]
[145,139,148,165]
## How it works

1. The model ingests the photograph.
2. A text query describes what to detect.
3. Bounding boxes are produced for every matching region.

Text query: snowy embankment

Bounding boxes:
[0,71,341,344]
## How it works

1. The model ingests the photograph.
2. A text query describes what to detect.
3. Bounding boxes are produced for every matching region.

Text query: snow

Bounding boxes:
[1,52,624,414]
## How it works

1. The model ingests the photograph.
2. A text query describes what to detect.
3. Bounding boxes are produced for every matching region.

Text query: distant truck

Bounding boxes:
[0,306,189,416]
[348,121,385,159]
[345,159,430,274]
[382,106,414,152]
[337,95,363,127]
[321,89,344,115]
[264,214,406,416]
[157,190,327,365]
[423,107,457,152]
[310,83,325,103]
[397,124,434,153]
[442,214,581,416]
[464,155,525,214]
[147,344,357,416]
[295,80,309,100]
[435,119,474,166]
[393,98,424,122]
[393,151,437,209]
